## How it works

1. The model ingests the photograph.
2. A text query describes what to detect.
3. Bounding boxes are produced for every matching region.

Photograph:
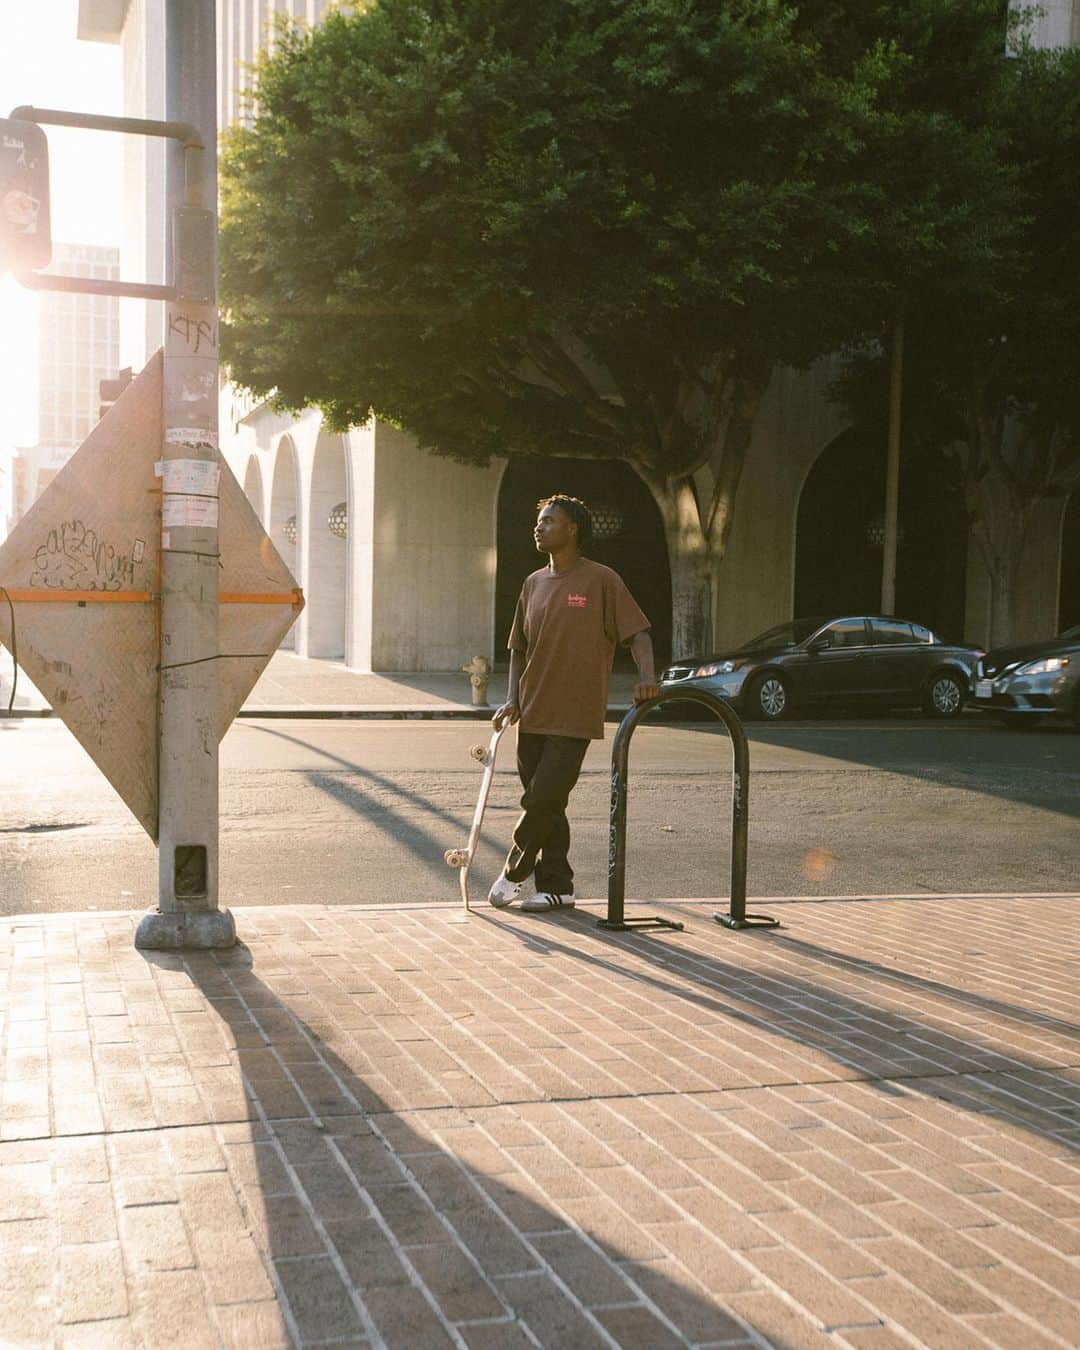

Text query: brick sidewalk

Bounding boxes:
[2,894,1079,1348]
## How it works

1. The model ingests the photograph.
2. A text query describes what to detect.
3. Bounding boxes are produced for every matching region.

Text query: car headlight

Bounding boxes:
[692,660,743,678]
[1017,656,1071,676]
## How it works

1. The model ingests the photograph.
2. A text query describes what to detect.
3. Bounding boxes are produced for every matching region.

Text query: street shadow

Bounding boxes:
[664,710,1080,821]
[477,906,1080,1147]
[155,943,776,1349]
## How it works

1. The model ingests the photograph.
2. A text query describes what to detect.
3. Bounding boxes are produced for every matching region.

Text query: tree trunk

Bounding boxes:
[881,315,904,615]
[969,465,1029,648]
[641,473,712,658]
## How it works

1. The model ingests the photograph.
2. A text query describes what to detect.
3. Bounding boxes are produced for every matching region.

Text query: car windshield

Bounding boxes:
[738,619,824,651]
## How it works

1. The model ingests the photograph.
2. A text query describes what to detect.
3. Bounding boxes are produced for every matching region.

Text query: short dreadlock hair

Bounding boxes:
[537,494,593,553]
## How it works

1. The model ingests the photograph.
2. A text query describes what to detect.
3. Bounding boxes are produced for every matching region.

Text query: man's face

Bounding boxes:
[534,504,575,554]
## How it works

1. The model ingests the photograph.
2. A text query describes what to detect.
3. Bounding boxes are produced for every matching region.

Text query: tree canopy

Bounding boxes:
[220,0,1056,649]
[833,37,1080,643]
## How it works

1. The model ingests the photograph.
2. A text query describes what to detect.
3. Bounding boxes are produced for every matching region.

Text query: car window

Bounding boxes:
[910,624,935,644]
[822,618,869,648]
[739,619,823,650]
[870,619,914,645]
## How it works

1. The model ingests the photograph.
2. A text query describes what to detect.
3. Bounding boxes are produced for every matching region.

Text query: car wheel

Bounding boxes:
[926,671,964,718]
[747,672,790,720]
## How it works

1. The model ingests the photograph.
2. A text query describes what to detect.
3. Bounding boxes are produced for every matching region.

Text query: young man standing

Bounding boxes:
[489,494,658,912]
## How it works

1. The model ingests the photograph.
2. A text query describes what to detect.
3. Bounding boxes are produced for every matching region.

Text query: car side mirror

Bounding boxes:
[807,634,830,653]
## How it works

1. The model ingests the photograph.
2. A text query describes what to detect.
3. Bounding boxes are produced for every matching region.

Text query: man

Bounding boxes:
[489,494,658,912]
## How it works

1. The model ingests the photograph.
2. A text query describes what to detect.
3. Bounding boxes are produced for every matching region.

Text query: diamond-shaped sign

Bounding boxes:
[0,351,301,839]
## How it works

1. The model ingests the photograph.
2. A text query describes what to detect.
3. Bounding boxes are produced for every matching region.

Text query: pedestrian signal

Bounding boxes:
[0,118,51,274]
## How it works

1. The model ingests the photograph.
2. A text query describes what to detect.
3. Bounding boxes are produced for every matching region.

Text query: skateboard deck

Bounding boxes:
[445,714,510,911]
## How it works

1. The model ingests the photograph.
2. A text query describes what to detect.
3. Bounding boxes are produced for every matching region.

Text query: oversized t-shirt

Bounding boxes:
[508,558,650,740]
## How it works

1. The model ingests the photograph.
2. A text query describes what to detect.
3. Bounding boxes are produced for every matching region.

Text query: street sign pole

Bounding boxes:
[136,0,233,950]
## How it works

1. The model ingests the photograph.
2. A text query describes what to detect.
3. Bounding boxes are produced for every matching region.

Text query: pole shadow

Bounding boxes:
[149,942,783,1349]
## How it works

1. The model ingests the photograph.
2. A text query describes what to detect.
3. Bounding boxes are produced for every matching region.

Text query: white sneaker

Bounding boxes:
[488,874,524,908]
[520,893,575,913]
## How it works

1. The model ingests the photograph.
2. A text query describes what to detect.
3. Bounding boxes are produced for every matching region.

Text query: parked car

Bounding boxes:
[968,624,1080,728]
[660,615,982,720]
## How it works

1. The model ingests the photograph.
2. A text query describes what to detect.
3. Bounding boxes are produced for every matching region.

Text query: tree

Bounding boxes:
[220,0,890,654]
[833,38,1080,647]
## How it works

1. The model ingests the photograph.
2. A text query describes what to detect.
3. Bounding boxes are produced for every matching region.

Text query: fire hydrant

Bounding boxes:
[461,655,492,707]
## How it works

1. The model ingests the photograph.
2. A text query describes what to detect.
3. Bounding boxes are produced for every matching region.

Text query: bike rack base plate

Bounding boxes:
[597,916,684,933]
[714,911,780,930]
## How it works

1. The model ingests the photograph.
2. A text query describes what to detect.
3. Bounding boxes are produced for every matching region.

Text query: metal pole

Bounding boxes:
[880,315,904,616]
[137,0,232,949]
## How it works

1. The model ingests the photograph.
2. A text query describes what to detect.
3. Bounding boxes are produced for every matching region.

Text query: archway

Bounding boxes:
[269,435,299,652]
[243,454,264,522]
[306,431,348,660]
[496,458,672,670]
[1060,488,1080,632]
[795,428,968,642]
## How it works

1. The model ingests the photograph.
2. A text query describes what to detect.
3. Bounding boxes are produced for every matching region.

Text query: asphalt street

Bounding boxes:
[0,714,1076,915]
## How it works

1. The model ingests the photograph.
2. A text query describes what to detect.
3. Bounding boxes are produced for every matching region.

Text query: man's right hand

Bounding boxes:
[493,702,520,729]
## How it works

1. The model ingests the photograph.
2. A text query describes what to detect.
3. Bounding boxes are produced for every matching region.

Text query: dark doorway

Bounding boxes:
[795,429,968,642]
[1060,489,1080,632]
[496,458,672,670]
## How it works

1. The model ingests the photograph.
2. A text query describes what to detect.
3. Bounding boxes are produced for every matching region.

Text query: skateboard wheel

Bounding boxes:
[469,744,488,764]
[445,848,467,867]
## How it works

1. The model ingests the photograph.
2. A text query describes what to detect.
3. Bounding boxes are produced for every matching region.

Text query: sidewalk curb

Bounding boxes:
[2,703,637,721]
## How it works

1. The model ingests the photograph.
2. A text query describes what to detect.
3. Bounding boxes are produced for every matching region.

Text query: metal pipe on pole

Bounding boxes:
[136,0,233,949]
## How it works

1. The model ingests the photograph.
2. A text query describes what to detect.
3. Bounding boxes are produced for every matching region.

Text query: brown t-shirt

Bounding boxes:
[508,558,650,740]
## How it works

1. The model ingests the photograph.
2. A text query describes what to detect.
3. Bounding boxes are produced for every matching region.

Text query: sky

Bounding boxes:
[0,0,124,448]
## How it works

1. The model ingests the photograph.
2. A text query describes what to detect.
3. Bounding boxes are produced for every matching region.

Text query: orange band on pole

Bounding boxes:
[2,588,303,606]
[1,589,154,603]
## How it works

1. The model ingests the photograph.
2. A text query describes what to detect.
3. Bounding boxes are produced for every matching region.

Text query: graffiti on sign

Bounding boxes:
[30,520,136,592]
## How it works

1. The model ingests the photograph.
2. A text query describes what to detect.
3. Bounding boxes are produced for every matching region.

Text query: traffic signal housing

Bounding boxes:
[0,118,51,274]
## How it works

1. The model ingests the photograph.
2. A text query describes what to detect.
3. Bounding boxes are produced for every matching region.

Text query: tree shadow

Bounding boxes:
[668,711,1080,820]
[476,906,1080,1145]
[152,942,779,1349]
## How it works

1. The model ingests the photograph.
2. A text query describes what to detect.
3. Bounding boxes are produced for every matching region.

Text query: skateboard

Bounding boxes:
[445,711,511,911]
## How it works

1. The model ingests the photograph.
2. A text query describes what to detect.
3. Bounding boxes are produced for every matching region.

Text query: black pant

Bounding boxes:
[504,732,590,895]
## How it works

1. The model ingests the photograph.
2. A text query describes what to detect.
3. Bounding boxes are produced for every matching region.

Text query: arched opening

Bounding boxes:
[307,431,348,659]
[794,428,968,642]
[495,458,672,670]
[1060,488,1080,632]
[243,454,264,522]
[269,435,299,652]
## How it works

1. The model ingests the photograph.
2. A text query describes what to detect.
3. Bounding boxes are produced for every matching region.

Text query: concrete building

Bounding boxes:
[79,0,1078,671]
[12,242,120,521]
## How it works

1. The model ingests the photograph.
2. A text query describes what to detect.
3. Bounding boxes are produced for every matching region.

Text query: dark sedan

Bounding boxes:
[969,625,1080,728]
[660,615,982,720]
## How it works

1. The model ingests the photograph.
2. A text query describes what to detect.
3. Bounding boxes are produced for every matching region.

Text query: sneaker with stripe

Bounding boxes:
[520,892,575,913]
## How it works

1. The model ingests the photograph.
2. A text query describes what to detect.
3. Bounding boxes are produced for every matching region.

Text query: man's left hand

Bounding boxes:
[633,681,659,705]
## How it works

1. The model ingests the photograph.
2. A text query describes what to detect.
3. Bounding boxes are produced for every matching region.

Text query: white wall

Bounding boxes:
[369,424,502,671]
[1019,0,1080,48]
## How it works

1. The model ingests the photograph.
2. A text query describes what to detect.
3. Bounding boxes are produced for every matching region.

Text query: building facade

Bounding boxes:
[12,242,120,522]
[79,0,1078,669]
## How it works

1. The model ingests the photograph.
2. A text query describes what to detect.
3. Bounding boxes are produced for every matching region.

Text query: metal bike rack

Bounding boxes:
[600,688,778,933]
